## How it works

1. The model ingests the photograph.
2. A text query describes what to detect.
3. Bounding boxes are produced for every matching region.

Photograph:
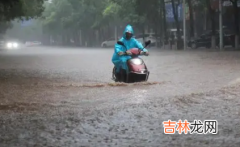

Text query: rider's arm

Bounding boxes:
[114,41,125,55]
[133,38,148,52]
[115,38,127,55]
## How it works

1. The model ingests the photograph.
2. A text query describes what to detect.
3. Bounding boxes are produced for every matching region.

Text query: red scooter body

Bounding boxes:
[127,48,148,74]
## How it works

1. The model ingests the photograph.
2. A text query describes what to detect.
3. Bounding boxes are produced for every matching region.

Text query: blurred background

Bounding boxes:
[0,0,239,49]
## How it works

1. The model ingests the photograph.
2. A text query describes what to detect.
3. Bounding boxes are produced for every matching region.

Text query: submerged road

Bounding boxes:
[0,46,240,146]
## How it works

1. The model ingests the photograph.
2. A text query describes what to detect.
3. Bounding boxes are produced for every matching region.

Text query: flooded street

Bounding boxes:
[0,47,240,146]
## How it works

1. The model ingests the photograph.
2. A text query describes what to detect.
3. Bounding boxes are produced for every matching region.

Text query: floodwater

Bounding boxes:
[0,47,240,146]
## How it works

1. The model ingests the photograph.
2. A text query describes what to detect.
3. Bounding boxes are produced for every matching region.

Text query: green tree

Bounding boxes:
[42,0,111,46]
[40,0,168,47]
[230,0,239,49]
[187,0,194,38]
[0,0,44,35]
[0,0,44,21]
[108,0,168,47]
[161,0,168,43]
[5,19,43,41]
[42,0,76,45]
[171,0,183,49]
[108,0,146,27]
[201,0,216,48]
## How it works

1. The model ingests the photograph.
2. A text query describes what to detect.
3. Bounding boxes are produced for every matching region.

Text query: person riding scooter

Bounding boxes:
[111,24,149,81]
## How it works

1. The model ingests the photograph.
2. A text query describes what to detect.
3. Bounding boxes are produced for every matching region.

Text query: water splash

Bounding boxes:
[34,81,165,88]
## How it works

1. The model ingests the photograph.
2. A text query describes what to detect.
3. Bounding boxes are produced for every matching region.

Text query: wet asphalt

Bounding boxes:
[0,46,240,147]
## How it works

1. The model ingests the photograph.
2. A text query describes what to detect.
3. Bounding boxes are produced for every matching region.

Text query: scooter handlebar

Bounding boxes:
[140,51,149,56]
[118,50,149,56]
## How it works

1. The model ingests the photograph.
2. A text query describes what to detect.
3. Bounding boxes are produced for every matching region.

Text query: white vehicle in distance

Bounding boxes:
[25,41,42,47]
[101,37,120,48]
[134,33,159,47]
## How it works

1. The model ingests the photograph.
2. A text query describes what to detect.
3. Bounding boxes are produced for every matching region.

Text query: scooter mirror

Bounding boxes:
[145,40,151,47]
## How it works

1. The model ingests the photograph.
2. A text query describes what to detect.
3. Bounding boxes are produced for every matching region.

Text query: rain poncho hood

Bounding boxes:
[123,24,134,39]
[111,24,148,73]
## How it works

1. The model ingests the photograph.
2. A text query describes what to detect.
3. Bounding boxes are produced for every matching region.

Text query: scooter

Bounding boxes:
[112,40,151,83]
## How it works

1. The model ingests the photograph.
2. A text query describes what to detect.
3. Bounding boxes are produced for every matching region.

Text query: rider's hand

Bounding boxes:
[118,52,124,56]
[140,51,149,56]
[126,50,132,55]
[145,51,149,56]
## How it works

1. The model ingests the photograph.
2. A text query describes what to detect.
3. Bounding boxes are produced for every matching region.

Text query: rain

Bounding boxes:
[0,0,240,146]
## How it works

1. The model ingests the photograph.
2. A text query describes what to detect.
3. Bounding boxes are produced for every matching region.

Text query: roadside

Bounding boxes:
[0,48,240,146]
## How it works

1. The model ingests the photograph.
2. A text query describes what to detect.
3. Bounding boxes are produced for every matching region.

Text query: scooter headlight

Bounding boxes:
[130,58,143,65]
[7,42,13,48]
[13,43,18,48]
